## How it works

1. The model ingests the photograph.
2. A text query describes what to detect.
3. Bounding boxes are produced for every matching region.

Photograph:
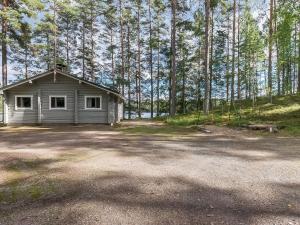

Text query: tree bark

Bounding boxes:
[237,0,241,99]
[25,47,28,79]
[298,22,300,93]
[148,0,154,118]
[110,27,115,85]
[82,19,86,79]
[274,0,280,95]
[182,53,186,114]
[226,14,230,102]
[170,0,177,116]
[268,0,274,102]
[204,0,211,114]
[156,25,160,116]
[137,1,142,118]
[53,0,57,70]
[231,0,236,105]
[90,7,95,81]
[209,9,214,110]
[66,17,70,68]
[127,24,131,119]
[1,0,8,86]
[119,0,125,96]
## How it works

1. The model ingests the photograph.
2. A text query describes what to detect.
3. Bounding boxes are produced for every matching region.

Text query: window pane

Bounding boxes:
[17,97,22,107]
[56,98,65,108]
[91,98,96,107]
[86,97,101,109]
[51,97,56,108]
[17,97,31,108]
[51,97,65,108]
[95,98,100,108]
[87,98,92,108]
[22,98,31,108]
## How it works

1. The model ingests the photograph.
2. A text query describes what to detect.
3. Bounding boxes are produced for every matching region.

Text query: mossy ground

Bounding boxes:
[120,94,300,136]
[165,94,300,136]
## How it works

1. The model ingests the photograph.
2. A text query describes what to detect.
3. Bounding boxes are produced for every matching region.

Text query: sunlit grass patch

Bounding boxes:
[262,104,300,116]
[162,94,300,136]
[165,113,225,126]
[0,179,56,203]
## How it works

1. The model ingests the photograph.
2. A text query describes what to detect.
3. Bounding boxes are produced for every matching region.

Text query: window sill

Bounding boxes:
[84,108,103,111]
[49,108,68,111]
[15,108,33,111]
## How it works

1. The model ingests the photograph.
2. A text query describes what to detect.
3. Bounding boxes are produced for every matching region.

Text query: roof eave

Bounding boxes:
[0,70,125,100]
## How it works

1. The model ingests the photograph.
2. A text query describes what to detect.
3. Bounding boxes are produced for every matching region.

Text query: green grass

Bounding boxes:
[0,180,56,203]
[165,94,300,136]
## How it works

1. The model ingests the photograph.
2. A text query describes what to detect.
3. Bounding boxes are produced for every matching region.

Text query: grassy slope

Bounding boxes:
[165,94,300,136]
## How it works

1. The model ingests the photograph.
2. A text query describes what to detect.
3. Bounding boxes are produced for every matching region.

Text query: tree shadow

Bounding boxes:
[0,125,299,164]
[0,172,299,225]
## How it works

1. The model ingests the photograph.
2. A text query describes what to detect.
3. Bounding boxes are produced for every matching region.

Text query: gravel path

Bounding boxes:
[0,122,299,225]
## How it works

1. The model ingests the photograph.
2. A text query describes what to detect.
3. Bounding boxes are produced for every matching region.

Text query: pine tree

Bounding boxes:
[170,0,177,116]
[0,0,43,86]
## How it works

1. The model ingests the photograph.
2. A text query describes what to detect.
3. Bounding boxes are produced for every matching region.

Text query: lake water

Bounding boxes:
[124,112,168,120]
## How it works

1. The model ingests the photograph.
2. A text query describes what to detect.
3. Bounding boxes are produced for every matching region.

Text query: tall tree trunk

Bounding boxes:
[204,0,211,114]
[135,54,139,113]
[209,9,214,110]
[288,56,292,94]
[298,22,300,93]
[1,0,8,86]
[282,64,286,95]
[148,0,154,118]
[66,17,70,68]
[182,55,186,114]
[226,14,230,102]
[25,47,29,79]
[156,25,160,116]
[237,0,241,99]
[53,0,57,70]
[127,24,131,119]
[110,27,115,85]
[197,48,202,111]
[46,34,50,70]
[170,0,177,116]
[119,0,125,97]
[82,20,86,79]
[292,23,297,93]
[268,0,274,102]
[90,8,96,81]
[90,11,95,81]
[274,0,280,95]
[137,2,142,118]
[231,0,236,105]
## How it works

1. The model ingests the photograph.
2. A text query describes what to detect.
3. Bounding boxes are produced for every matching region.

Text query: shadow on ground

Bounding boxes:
[0,172,299,225]
[0,124,299,162]
[0,124,299,225]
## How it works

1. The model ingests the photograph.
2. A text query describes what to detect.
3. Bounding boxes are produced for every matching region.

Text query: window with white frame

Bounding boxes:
[15,95,33,110]
[85,96,102,110]
[49,96,67,110]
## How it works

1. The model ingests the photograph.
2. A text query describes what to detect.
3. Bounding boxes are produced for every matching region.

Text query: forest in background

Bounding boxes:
[0,0,300,118]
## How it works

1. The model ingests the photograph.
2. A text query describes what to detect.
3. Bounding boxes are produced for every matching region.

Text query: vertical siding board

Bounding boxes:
[74,89,78,124]
[3,92,8,124]
[37,89,42,124]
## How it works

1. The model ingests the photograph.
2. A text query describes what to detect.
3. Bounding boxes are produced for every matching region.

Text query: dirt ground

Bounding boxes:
[0,121,299,225]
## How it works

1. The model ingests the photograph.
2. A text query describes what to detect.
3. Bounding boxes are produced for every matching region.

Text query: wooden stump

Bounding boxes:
[247,124,278,133]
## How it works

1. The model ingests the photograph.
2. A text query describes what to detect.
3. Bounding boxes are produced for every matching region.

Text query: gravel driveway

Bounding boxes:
[0,122,299,225]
